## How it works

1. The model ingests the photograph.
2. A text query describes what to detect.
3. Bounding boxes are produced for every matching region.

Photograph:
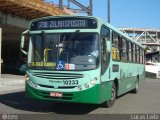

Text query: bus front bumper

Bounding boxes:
[25,82,112,104]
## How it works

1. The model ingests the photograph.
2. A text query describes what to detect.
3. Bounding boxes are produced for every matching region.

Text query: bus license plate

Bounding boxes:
[50,92,63,97]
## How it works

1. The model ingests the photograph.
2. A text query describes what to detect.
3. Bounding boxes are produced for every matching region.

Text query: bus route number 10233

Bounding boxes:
[63,80,79,85]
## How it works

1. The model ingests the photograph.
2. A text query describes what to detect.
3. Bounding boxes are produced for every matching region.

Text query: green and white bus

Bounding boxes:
[21,16,145,107]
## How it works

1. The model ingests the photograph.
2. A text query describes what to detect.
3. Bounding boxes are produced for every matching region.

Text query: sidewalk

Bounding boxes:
[0,74,25,86]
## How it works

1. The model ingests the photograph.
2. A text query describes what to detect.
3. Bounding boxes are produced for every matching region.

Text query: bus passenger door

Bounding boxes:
[100,26,111,82]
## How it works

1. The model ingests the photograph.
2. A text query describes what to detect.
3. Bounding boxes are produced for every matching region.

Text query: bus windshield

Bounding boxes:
[27,32,99,70]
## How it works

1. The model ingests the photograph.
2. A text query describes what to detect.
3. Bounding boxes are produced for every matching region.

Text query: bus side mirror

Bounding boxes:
[20,30,29,55]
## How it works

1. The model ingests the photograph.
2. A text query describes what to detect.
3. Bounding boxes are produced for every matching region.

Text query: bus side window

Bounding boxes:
[129,42,132,62]
[133,44,135,62]
[112,32,120,61]
[135,45,138,63]
[140,48,143,63]
[122,38,127,61]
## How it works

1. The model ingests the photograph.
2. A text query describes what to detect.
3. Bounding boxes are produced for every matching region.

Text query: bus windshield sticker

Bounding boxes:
[57,61,65,70]
[88,59,93,63]
[65,64,75,70]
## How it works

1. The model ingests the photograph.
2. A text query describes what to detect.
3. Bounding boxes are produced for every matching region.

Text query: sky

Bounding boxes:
[46,0,160,29]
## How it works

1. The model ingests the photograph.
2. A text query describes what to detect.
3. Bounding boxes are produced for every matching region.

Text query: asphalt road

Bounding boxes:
[0,78,160,120]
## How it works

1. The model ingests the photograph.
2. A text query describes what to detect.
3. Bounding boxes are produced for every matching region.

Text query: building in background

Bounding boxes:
[120,28,160,53]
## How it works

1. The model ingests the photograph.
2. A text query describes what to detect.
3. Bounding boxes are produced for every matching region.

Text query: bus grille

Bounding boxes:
[38,84,54,88]
[38,84,76,89]
[32,72,83,80]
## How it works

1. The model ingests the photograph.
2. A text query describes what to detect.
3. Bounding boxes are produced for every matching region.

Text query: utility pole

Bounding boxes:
[0,27,2,77]
[108,0,110,23]
[68,0,70,9]
[90,0,93,16]
[59,0,63,10]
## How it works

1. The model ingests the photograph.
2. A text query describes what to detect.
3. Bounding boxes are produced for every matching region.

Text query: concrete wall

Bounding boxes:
[0,12,31,75]
[145,63,160,78]
[0,12,30,29]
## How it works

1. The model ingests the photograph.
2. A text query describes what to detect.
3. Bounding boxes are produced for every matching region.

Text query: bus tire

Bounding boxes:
[103,83,116,108]
[132,79,139,94]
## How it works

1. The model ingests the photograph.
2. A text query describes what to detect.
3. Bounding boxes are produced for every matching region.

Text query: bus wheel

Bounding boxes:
[132,79,139,93]
[103,83,116,108]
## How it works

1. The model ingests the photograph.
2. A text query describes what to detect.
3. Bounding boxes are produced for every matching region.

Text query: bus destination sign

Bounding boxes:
[30,17,97,30]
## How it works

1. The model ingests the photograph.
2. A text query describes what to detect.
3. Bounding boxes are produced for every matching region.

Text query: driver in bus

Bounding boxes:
[86,36,99,57]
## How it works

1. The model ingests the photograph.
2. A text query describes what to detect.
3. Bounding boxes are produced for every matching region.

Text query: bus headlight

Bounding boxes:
[25,74,29,81]
[27,80,37,88]
[90,77,97,85]
[77,85,82,90]
[84,83,89,89]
